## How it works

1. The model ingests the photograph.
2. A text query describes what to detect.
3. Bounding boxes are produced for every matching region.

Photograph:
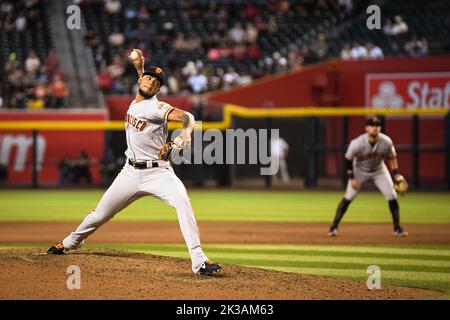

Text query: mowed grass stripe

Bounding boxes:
[256,266,450,293]
[96,245,450,268]
[111,249,450,273]
[204,244,450,257]
[86,243,450,258]
[1,190,450,223]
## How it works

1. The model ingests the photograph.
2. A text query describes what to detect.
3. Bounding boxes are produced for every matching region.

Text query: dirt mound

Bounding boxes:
[0,249,440,300]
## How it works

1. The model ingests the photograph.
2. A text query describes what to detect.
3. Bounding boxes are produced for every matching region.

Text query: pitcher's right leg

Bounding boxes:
[62,166,140,250]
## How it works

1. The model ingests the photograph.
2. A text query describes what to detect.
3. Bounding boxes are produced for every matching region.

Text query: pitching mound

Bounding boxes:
[0,249,440,300]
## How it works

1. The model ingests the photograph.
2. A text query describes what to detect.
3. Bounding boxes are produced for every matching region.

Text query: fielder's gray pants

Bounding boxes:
[344,163,397,201]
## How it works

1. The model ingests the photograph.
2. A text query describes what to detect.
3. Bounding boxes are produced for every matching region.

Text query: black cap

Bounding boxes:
[143,66,166,86]
[367,116,382,126]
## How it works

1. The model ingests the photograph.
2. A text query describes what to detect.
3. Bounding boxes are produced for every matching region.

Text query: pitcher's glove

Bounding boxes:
[158,141,180,161]
[393,174,408,195]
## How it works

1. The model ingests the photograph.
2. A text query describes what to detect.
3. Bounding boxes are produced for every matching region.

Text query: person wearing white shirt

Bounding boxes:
[271,136,290,183]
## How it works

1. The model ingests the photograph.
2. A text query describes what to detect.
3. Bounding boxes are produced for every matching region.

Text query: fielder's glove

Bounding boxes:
[158,141,180,161]
[393,174,408,195]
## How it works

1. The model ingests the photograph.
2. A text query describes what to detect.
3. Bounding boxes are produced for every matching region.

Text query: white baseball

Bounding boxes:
[130,50,139,60]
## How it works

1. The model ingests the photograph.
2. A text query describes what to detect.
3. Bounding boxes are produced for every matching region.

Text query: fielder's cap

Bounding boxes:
[367,116,382,126]
[143,66,166,86]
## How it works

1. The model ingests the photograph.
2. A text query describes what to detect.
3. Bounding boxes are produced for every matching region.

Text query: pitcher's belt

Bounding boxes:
[128,159,159,169]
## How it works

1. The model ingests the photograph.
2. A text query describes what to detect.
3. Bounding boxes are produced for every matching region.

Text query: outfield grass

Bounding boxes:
[0,190,449,223]
[2,243,449,298]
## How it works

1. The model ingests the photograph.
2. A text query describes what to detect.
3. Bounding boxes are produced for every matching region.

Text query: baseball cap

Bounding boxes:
[143,66,166,86]
[366,116,382,126]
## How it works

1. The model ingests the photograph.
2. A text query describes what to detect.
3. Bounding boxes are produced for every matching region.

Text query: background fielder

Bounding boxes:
[328,116,408,237]
[47,50,222,276]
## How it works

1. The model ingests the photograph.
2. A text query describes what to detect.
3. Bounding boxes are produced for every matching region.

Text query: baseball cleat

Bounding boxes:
[393,228,408,237]
[197,260,222,276]
[47,241,66,254]
[328,227,338,237]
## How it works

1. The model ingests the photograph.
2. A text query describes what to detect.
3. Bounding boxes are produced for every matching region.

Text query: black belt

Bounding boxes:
[128,159,159,169]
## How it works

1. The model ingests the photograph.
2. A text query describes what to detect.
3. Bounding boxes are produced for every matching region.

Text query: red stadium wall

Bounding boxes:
[0,110,107,185]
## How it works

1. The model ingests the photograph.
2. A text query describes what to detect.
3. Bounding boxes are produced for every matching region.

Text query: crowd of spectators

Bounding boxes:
[0,1,440,106]
[80,0,354,96]
[3,50,69,109]
[340,15,428,61]
[0,0,68,109]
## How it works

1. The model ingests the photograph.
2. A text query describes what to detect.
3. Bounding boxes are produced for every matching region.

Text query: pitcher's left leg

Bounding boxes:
[141,168,210,273]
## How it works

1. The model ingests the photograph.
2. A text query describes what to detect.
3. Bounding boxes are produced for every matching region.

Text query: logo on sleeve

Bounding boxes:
[157,101,169,109]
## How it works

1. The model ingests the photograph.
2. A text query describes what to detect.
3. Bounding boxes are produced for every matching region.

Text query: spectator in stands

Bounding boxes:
[58,156,74,185]
[97,64,114,93]
[311,33,328,60]
[187,69,208,94]
[229,22,245,44]
[392,15,408,35]
[25,50,41,74]
[107,54,125,78]
[27,94,45,110]
[108,26,125,47]
[137,4,150,22]
[416,37,429,56]
[383,19,394,36]
[15,12,27,32]
[43,50,60,74]
[287,44,303,69]
[5,52,20,72]
[367,42,384,59]
[104,0,121,15]
[0,96,3,108]
[223,66,240,89]
[302,44,318,65]
[245,22,259,43]
[0,1,13,16]
[73,150,92,185]
[174,32,191,51]
[390,42,407,57]
[33,80,48,104]
[49,74,68,108]
[340,43,352,60]
[350,42,368,59]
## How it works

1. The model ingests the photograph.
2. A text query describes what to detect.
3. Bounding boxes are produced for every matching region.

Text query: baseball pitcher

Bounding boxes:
[47,49,222,276]
[328,116,408,237]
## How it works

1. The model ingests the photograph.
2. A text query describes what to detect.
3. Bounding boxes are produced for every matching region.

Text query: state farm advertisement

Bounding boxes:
[365,72,450,109]
[0,111,106,185]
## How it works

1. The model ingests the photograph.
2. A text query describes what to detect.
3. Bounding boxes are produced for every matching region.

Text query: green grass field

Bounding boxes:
[0,190,449,223]
[1,190,449,298]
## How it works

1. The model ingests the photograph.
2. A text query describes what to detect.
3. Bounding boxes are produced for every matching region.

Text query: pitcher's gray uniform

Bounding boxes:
[328,116,407,237]
[344,133,397,201]
[47,67,221,275]
[59,96,209,273]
